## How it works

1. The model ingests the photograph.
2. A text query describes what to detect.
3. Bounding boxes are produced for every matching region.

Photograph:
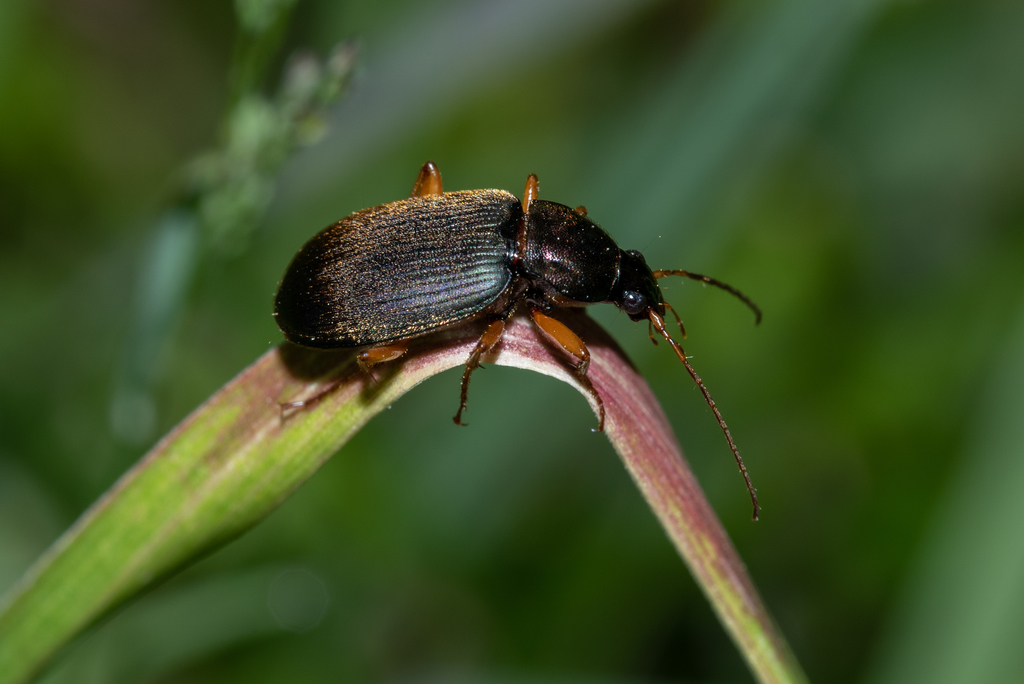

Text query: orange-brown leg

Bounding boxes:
[574,205,588,217]
[529,308,605,431]
[663,300,687,338]
[280,340,410,416]
[357,340,410,376]
[411,161,443,197]
[454,319,505,426]
[522,173,539,213]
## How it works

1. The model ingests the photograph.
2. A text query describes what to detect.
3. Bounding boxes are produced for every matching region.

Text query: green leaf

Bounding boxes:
[866,306,1024,684]
[0,311,806,684]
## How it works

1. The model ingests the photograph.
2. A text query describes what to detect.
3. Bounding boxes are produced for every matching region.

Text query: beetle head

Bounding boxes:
[612,249,664,321]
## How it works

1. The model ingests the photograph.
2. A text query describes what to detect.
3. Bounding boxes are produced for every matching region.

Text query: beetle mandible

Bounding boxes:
[274,162,762,518]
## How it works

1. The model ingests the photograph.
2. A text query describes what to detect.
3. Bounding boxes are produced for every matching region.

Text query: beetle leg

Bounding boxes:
[529,308,605,432]
[454,319,505,426]
[411,161,443,197]
[280,341,409,417]
[522,174,539,213]
[662,300,687,338]
[357,340,410,380]
[574,205,588,217]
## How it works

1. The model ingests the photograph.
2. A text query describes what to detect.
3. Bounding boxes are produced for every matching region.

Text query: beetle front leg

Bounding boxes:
[529,308,605,432]
[454,319,505,426]
[411,161,443,197]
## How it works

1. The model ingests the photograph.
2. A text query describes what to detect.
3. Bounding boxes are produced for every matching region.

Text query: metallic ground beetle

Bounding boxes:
[274,162,762,518]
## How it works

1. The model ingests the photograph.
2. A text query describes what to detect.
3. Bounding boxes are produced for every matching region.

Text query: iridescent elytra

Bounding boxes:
[274,162,763,518]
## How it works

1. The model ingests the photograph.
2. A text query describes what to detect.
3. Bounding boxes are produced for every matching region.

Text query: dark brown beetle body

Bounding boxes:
[275,189,521,348]
[274,162,763,519]
[275,191,655,348]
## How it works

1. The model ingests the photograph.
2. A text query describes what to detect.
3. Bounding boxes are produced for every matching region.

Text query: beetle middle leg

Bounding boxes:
[454,319,505,426]
[529,308,605,432]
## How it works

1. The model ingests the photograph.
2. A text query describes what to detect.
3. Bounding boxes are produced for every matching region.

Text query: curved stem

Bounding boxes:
[0,311,803,684]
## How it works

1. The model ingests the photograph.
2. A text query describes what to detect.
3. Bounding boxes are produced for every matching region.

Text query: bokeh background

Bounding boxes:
[3,0,1024,682]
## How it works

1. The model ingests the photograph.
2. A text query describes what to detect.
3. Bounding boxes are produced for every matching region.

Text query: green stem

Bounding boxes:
[0,311,805,684]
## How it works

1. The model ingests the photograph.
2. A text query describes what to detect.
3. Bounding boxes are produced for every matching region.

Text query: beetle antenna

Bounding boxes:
[649,309,760,521]
[652,270,762,325]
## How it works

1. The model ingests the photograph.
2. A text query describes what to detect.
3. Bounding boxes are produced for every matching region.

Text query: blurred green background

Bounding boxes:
[2,0,1024,682]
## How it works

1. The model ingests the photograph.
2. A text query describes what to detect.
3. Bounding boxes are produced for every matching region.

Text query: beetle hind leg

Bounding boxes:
[356,340,410,384]
[280,341,410,416]
[529,308,605,432]
[454,319,505,426]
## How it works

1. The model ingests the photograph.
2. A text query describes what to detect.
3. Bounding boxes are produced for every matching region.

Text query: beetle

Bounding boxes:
[274,162,762,518]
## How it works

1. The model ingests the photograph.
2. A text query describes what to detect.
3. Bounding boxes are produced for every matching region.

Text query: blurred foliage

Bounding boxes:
[1,0,1023,683]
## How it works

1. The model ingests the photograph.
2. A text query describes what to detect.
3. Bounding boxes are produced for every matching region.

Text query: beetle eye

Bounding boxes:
[621,290,646,315]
